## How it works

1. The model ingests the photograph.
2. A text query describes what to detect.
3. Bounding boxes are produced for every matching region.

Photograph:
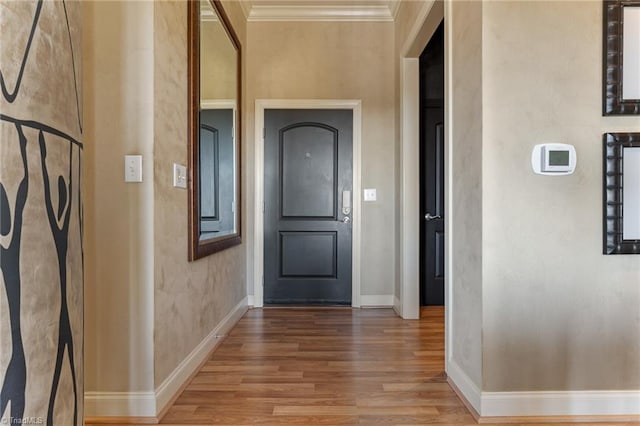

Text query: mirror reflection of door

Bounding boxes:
[199,107,236,239]
[189,0,241,259]
[420,21,445,306]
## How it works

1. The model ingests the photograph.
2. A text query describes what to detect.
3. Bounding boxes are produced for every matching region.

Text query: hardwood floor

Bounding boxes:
[86,307,637,426]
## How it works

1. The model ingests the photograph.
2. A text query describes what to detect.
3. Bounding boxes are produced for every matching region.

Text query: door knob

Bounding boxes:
[342,216,351,224]
[425,212,441,221]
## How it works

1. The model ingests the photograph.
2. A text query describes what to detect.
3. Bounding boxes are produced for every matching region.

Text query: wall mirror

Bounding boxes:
[188,0,241,260]
[603,0,640,115]
[603,133,640,254]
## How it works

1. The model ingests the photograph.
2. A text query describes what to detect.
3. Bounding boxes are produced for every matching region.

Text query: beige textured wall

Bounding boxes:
[448,0,484,388]
[1,0,83,423]
[153,0,247,386]
[83,0,155,393]
[201,20,237,101]
[245,21,396,298]
[482,0,640,391]
[84,0,248,399]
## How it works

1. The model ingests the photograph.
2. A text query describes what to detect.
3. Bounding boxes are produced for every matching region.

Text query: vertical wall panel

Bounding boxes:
[1,1,83,424]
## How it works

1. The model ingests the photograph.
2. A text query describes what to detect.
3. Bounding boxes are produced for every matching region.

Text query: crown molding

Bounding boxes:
[239,0,251,19]
[389,0,401,20]
[246,5,395,22]
[200,3,219,22]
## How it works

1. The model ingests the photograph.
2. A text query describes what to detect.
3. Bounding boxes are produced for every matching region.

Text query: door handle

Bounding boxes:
[425,212,441,221]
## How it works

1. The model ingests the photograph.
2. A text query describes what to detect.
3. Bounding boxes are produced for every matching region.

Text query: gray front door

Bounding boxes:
[264,109,353,304]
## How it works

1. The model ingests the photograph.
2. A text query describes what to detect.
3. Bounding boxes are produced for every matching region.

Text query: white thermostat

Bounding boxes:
[531,143,576,175]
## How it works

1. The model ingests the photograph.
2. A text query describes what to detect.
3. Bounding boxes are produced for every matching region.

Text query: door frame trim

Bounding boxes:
[398,0,448,363]
[253,99,362,307]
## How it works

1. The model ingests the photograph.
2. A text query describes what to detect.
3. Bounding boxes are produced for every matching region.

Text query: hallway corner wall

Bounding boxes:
[445,0,484,400]
[83,0,155,406]
[83,0,248,417]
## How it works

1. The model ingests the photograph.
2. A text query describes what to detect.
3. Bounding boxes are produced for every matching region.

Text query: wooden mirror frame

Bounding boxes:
[603,132,640,254]
[603,0,640,115]
[188,0,242,260]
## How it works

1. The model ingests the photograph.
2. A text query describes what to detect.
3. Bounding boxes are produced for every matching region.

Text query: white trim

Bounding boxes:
[201,99,237,110]
[239,0,250,19]
[389,0,401,21]
[247,5,394,22]
[447,359,482,414]
[360,295,395,307]
[247,295,255,307]
[393,295,402,317]
[155,297,248,413]
[84,392,156,417]
[200,3,219,22]
[84,298,248,417]
[399,58,420,320]
[481,390,640,417]
[254,99,362,308]
[401,1,441,57]
[397,0,443,320]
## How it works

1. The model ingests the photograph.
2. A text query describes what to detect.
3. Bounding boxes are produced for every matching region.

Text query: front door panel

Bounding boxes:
[264,109,352,304]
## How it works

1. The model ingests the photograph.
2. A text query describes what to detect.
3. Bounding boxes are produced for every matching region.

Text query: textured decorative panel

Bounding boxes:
[1,1,83,424]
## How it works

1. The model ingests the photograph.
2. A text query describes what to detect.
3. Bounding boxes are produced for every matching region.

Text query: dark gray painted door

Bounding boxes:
[420,21,445,306]
[200,109,234,237]
[264,109,353,305]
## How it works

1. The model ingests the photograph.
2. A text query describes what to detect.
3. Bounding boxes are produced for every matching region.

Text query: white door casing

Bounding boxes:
[253,99,362,308]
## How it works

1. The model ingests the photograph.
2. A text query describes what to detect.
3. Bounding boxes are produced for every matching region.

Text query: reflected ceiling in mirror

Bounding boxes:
[189,0,241,260]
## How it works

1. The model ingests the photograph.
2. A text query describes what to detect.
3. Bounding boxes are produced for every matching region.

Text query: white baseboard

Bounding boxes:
[360,294,394,307]
[481,390,640,417]
[84,391,156,417]
[85,297,248,418]
[248,295,255,307]
[447,359,482,414]
[155,297,248,413]
[393,295,402,317]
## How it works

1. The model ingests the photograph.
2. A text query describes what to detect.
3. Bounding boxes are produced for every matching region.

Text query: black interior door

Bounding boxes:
[420,21,445,306]
[264,109,353,305]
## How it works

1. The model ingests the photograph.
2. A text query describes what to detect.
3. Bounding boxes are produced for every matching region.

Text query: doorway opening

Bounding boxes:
[253,100,362,308]
[419,21,445,307]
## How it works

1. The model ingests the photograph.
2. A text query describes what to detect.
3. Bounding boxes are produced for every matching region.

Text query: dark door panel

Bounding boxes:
[200,109,234,236]
[264,109,353,305]
[420,21,445,306]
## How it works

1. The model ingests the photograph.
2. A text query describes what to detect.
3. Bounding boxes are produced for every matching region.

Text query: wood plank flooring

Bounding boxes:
[86,307,638,426]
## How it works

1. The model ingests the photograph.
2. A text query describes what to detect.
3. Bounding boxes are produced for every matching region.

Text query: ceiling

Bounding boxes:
[238,0,400,22]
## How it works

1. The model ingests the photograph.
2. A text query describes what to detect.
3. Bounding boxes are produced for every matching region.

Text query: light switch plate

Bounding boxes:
[173,163,187,189]
[124,155,143,182]
[364,188,377,201]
